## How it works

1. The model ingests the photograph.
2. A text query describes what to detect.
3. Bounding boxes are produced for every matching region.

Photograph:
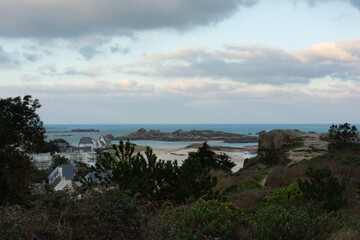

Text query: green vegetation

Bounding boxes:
[51,154,70,168]
[0,95,45,205]
[298,165,347,211]
[328,123,360,151]
[1,98,359,240]
[264,182,302,205]
[153,199,242,240]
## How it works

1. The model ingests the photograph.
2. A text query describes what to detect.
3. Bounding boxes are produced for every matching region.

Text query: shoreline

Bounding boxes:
[152,145,257,172]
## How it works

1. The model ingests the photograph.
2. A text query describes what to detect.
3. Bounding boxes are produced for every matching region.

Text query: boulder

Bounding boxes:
[257,129,303,157]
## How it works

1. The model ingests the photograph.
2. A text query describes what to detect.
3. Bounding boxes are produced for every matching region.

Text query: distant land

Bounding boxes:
[70,128,100,132]
[112,128,258,143]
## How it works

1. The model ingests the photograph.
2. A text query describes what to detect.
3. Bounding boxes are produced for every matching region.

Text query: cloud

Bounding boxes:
[110,45,130,54]
[0,45,19,68]
[304,0,360,10]
[119,39,360,84]
[38,63,57,74]
[0,0,258,38]
[23,52,41,62]
[64,66,103,77]
[21,74,42,82]
[66,35,111,59]
[1,76,359,123]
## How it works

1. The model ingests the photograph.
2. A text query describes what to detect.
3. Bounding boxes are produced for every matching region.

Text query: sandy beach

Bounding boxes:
[153,145,257,172]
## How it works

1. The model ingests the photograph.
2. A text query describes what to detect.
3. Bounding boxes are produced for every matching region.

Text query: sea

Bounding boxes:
[44,123,341,148]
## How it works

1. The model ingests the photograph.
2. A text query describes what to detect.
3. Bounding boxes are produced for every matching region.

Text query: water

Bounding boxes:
[44,123,341,147]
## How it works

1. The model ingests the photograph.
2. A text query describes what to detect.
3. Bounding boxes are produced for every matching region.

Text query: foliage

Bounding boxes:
[239,180,264,192]
[0,189,143,240]
[153,199,242,240]
[90,141,226,203]
[51,154,70,168]
[329,123,359,143]
[328,123,360,151]
[312,152,360,165]
[250,205,342,240]
[91,140,180,201]
[31,169,48,183]
[0,95,45,150]
[72,189,142,240]
[33,138,71,153]
[297,165,347,211]
[188,142,235,173]
[264,182,302,205]
[0,95,45,205]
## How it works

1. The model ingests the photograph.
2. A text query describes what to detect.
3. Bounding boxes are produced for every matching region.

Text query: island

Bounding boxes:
[112,128,257,143]
[71,128,100,132]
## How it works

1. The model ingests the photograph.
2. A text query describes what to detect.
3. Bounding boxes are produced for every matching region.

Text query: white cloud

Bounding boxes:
[64,66,103,77]
[1,76,358,123]
[118,39,360,84]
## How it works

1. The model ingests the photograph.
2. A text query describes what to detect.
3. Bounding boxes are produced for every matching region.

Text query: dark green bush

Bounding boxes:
[250,205,341,240]
[328,123,360,151]
[297,166,347,211]
[153,199,243,240]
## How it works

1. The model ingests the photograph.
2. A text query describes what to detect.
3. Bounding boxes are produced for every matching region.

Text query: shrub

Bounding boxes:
[153,199,243,240]
[264,182,302,205]
[328,123,360,151]
[297,165,347,211]
[72,189,142,240]
[250,205,341,240]
[329,123,359,143]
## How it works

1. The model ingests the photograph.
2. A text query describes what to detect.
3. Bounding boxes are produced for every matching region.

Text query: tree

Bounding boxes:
[88,141,227,203]
[187,142,235,173]
[297,166,347,211]
[51,154,70,168]
[328,123,359,144]
[0,95,45,205]
[32,138,71,153]
[91,141,180,201]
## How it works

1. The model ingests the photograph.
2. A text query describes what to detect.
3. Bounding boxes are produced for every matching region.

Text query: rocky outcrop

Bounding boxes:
[257,129,303,157]
[243,129,330,169]
[71,128,99,132]
[114,128,258,143]
[185,143,257,153]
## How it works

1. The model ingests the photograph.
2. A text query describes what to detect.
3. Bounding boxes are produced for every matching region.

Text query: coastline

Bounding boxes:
[152,144,258,172]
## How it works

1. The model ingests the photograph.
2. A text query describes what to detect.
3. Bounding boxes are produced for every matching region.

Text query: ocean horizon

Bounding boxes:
[43,123,359,147]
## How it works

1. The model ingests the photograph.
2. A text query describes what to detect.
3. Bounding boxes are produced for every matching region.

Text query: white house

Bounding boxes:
[29,153,52,170]
[98,135,112,148]
[48,164,74,191]
[59,151,97,167]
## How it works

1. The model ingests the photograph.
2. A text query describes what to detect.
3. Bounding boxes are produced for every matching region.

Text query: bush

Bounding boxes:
[153,199,243,240]
[297,166,347,211]
[250,205,341,240]
[328,123,360,151]
[0,189,144,240]
[264,182,302,205]
[329,123,359,143]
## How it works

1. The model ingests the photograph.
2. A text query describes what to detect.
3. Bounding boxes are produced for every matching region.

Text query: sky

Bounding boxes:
[0,0,359,124]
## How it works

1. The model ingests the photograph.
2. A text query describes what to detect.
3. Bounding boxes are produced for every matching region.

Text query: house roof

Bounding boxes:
[79,137,94,144]
[61,164,74,180]
[48,167,60,182]
[67,146,92,152]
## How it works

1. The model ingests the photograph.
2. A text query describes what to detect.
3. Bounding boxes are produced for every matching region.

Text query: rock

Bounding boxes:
[257,129,303,157]
[115,129,258,143]
[71,128,99,132]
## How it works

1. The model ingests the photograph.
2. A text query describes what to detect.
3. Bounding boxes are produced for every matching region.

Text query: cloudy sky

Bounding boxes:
[0,0,359,124]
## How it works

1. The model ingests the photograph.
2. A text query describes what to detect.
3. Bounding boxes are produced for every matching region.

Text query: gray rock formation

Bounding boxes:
[114,128,258,143]
[257,129,303,157]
